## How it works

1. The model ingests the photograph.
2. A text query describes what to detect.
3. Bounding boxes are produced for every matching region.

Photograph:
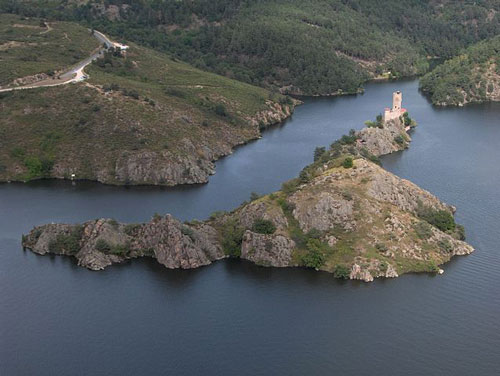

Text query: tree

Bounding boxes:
[314,146,326,161]
[342,157,353,168]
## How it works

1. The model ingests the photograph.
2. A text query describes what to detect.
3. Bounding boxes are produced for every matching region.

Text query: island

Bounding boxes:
[22,92,474,282]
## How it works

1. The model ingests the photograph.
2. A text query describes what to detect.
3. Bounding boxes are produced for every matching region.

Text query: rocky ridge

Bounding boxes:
[22,115,474,281]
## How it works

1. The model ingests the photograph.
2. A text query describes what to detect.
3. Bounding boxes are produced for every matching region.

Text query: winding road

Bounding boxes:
[0,30,125,93]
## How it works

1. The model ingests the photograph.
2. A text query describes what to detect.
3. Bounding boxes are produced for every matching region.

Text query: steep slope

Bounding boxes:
[3,0,498,95]
[22,116,473,281]
[0,17,296,185]
[420,36,500,106]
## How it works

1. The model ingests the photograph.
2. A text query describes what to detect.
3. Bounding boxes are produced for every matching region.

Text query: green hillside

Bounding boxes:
[0,13,99,86]
[0,16,295,185]
[420,36,500,106]
[2,0,498,95]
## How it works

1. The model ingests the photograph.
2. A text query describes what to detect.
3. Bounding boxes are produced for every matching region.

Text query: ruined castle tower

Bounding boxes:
[384,91,406,123]
[392,91,402,111]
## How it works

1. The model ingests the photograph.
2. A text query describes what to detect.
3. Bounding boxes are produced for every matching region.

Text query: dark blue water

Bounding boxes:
[1,80,499,375]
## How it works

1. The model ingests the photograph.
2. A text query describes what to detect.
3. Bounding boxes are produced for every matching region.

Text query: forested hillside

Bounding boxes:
[1,0,498,95]
[420,36,500,106]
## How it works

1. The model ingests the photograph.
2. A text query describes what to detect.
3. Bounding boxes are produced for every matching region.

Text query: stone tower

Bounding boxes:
[392,91,402,111]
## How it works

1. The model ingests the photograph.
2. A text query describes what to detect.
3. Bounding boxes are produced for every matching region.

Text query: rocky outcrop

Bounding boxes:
[356,117,410,157]
[21,112,474,281]
[22,156,474,280]
[248,100,300,128]
[240,231,295,267]
[23,216,224,271]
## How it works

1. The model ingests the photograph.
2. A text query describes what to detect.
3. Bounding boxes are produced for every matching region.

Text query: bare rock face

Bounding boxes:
[356,118,409,157]
[22,216,224,271]
[289,189,355,232]
[241,231,295,267]
[248,101,298,128]
[135,215,223,269]
[113,150,215,186]
[354,159,451,214]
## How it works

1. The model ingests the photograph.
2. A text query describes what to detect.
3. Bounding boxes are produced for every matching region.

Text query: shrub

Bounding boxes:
[215,103,228,117]
[250,192,260,201]
[455,224,466,240]
[314,146,326,162]
[301,239,327,269]
[165,87,186,98]
[252,219,276,234]
[281,178,300,195]
[95,239,111,252]
[220,219,244,257]
[333,264,351,279]
[438,239,453,253]
[417,205,456,233]
[181,225,195,240]
[342,157,353,169]
[394,135,405,145]
[48,226,84,254]
[124,224,141,236]
[414,221,433,240]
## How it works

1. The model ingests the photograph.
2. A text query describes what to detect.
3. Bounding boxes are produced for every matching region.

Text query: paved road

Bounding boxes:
[0,30,122,93]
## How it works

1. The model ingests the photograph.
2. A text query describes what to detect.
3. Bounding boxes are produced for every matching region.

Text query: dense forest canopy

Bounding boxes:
[420,35,500,105]
[1,0,499,95]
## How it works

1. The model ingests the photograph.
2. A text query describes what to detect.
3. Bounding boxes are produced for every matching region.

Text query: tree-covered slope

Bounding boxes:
[2,0,498,95]
[0,16,296,186]
[420,36,500,106]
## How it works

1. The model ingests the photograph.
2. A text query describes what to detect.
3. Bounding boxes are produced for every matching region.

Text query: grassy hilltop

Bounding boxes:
[0,15,295,185]
[0,13,99,86]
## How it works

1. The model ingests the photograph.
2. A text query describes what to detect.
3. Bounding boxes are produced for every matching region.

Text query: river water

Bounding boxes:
[1,80,499,375]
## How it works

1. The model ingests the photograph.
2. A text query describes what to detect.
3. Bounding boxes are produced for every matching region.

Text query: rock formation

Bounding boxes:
[22,111,474,281]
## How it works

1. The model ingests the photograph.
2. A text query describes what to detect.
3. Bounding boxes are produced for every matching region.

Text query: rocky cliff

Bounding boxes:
[22,114,474,281]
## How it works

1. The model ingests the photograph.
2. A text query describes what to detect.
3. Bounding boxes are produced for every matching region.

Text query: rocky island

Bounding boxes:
[22,93,474,282]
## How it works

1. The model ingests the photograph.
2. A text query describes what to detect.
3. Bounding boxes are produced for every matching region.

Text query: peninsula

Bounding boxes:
[0,14,296,186]
[22,93,474,282]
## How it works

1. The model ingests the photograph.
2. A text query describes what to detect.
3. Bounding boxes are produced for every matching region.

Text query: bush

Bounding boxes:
[181,225,195,240]
[394,135,405,145]
[220,219,244,257]
[342,157,353,169]
[333,264,351,279]
[417,206,456,233]
[252,219,276,234]
[48,226,83,254]
[124,224,141,236]
[314,146,326,162]
[250,192,260,201]
[301,239,327,269]
[95,239,111,252]
[215,103,228,117]
[414,221,433,240]
[455,224,466,240]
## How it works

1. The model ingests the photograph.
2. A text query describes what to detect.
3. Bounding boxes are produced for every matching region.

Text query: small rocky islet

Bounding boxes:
[22,95,474,282]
